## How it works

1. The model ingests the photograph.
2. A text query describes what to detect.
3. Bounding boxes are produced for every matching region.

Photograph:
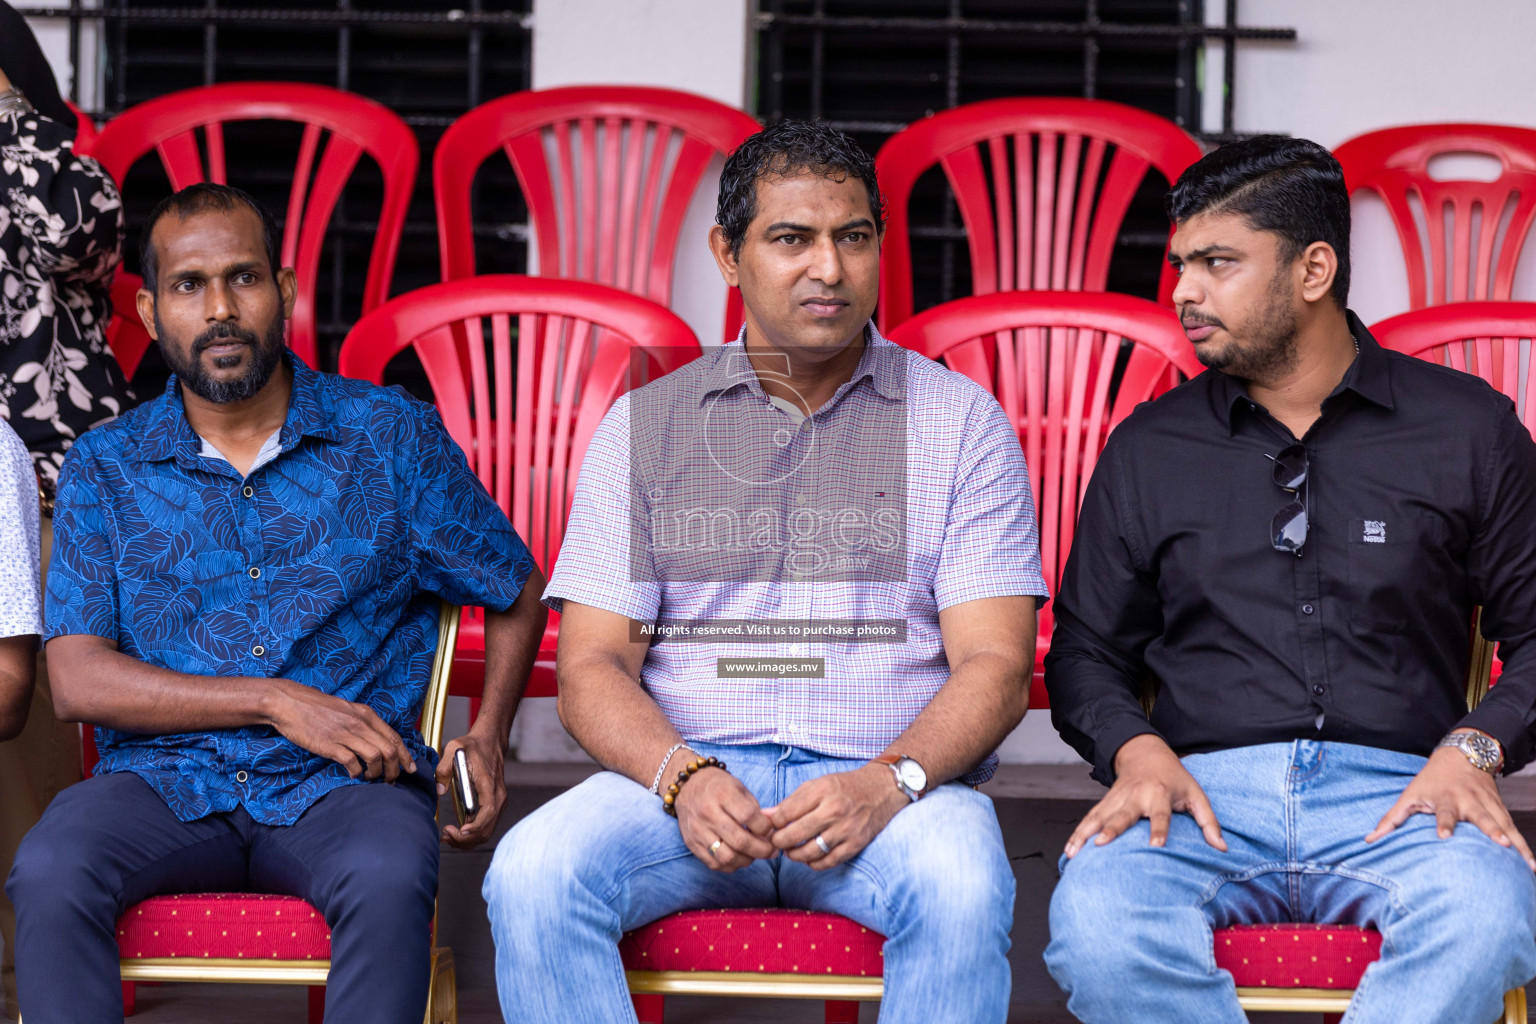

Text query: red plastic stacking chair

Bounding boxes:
[874,98,1203,335]
[338,276,701,701]
[888,291,1202,708]
[1372,301,1536,431]
[75,606,462,1024]
[1334,124,1536,308]
[88,82,418,376]
[434,86,760,344]
[1371,301,1536,690]
[65,100,98,151]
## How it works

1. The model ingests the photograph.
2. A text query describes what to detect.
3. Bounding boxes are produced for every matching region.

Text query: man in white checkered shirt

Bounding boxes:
[0,417,40,742]
[484,121,1050,1024]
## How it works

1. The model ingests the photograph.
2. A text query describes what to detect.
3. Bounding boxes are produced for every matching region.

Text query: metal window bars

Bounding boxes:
[756,0,1296,310]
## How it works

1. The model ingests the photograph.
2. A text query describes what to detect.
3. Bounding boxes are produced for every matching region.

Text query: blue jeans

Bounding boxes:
[483,742,1014,1024]
[1045,741,1536,1024]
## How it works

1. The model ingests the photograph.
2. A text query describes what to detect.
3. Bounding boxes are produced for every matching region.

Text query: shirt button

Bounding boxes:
[242,485,254,498]
[1312,684,1326,696]
[252,645,265,657]
[786,723,797,733]
[235,770,248,783]
[1301,603,1315,615]
[248,567,261,579]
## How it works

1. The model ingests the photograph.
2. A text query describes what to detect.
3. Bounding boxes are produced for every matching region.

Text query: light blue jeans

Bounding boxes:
[1045,741,1536,1024]
[483,742,1014,1024]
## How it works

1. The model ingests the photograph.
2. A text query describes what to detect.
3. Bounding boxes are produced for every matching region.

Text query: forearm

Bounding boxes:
[557,654,686,788]
[1454,623,1536,772]
[472,572,549,741]
[1048,658,1161,784]
[882,648,1031,786]
[47,636,286,733]
[0,636,37,741]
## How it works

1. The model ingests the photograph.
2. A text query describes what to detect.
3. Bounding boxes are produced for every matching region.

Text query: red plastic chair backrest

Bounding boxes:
[888,290,1202,683]
[874,98,1203,334]
[434,86,760,345]
[89,82,419,375]
[1335,124,1536,308]
[1371,301,1536,435]
[65,101,99,151]
[338,275,701,572]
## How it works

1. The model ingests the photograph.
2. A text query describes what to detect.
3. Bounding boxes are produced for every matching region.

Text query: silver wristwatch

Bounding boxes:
[1436,730,1503,774]
[874,753,928,801]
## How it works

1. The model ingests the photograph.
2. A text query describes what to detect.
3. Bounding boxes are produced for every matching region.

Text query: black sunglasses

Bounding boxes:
[1266,443,1308,556]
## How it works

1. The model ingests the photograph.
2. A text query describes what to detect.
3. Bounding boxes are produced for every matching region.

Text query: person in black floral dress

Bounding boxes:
[0,5,130,500]
[0,6,129,1018]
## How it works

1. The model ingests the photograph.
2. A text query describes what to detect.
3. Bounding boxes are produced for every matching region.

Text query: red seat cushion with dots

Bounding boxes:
[1214,924,1382,989]
[117,894,332,962]
[619,909,885,978]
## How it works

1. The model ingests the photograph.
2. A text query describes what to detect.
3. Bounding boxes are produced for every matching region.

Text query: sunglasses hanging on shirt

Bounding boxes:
[1267,443,1308,556]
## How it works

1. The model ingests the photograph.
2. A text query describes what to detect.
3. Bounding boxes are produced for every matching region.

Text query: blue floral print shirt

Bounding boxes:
[44,354,535,824]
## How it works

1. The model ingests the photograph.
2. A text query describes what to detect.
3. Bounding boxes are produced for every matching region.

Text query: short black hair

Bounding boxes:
[716,120,886,257]
[1166,135,1351,306]
[140,183,282,293]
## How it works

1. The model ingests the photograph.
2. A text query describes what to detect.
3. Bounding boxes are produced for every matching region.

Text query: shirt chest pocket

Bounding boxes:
[1347,516,1448,634]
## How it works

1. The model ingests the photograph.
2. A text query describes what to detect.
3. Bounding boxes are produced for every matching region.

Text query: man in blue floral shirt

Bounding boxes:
[6,183,547,1024]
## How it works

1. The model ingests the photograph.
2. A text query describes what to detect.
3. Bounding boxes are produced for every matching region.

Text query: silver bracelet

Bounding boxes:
[649,742,690,795]
[0,89,34,119]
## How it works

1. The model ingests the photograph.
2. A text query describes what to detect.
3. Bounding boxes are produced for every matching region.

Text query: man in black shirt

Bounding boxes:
[1042,135,1536,1024]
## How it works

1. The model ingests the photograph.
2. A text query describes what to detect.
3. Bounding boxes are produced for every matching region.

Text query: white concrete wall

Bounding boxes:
[1206,0,1536,324]
[15,0,104,114]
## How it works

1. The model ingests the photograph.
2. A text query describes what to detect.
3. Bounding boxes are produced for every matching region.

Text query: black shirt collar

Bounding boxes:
[1214,309,1395,434]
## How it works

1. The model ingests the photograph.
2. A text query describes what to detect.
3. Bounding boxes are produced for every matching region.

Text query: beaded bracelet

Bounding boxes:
[660,755,727,817]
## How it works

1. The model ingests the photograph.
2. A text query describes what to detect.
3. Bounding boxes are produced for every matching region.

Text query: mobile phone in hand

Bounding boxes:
[451,747,478,828]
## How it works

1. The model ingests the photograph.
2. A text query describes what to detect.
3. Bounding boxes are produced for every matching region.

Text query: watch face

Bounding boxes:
[897,759,927,792]
[1467,734,1501,768]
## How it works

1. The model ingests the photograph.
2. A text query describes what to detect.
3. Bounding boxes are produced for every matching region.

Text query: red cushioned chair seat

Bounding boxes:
[619,909,885,977]
[1214,924,1382,989]
[117,894,332,961]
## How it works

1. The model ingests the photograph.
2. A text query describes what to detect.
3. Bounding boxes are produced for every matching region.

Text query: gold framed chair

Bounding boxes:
[26,603,463,1024]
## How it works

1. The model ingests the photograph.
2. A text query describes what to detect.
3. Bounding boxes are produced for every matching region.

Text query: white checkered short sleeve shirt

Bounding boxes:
[0,419,42,638]
[545,325,1049,782]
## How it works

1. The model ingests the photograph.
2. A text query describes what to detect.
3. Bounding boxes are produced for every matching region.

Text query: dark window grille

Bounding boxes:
[25,1,532,393]
[756,0,1296,314]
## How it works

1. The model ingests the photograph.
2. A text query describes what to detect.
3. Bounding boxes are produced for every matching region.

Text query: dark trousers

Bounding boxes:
[4,770,439,1024]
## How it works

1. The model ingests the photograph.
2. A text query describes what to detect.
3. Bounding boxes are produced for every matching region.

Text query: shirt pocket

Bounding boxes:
[1347,516,1447,634]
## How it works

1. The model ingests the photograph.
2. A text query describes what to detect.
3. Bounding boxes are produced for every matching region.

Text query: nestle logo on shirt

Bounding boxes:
[1363,520,1387,544]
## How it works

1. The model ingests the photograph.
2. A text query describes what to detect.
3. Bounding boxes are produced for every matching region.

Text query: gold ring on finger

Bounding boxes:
[710,838,725,858]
